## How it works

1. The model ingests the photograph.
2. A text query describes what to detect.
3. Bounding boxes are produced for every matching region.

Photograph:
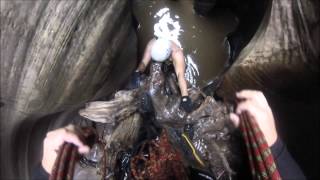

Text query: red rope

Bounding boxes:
[239,112,281,180]
[49,127,96,180]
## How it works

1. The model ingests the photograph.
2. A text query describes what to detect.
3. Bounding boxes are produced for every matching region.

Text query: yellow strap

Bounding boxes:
[181,133,205,167]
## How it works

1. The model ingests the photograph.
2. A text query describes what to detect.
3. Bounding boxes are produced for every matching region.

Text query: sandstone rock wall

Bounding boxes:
[218,0,319,98]
[217,0,319,178]
[0,0,137,178]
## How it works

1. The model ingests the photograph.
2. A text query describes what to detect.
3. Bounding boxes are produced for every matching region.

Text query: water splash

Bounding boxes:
[185,55,199,86]
[153,7,199,86]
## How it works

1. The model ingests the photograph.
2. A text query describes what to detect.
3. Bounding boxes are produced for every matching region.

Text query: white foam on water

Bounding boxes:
[185,54,200,86]
[154,7,169,17]
[153,7,199,86]
[153,7,182,47]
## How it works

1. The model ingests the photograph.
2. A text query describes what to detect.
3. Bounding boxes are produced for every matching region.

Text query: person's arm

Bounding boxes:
[136,38,156,73]
[230,90,305,179]
[270,138,306,179]
[32,125,90,179]
[171,41,188,97]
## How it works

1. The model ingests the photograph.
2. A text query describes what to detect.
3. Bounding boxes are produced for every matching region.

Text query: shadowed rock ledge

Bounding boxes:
[217,0,320,178]
[218,0,319,98]
[0,0,137,178]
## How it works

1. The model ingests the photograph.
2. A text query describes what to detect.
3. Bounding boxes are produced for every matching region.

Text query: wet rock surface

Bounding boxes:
[217,0,320,178]
[76,60,243,179]
[133,0,237,87]
[131,0,320,178]
[1,0,319,179]
[0,0,137,178]
[218,0,320,98]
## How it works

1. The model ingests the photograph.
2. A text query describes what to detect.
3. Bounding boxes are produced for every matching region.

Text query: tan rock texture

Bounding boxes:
[0,0,137,178]
[218,0,319,97]
[217,0,319,178]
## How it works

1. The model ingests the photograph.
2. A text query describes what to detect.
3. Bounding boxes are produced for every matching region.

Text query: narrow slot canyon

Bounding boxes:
[0,0,319,179]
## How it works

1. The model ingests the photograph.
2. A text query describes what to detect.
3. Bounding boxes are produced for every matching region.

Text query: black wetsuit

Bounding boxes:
[31,138,306,180]
[270,138,306,179]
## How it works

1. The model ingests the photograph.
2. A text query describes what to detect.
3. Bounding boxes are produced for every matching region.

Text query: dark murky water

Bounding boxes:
[133,0,237,87]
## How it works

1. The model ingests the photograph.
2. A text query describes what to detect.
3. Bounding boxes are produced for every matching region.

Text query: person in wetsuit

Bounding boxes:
[133,38,193,113]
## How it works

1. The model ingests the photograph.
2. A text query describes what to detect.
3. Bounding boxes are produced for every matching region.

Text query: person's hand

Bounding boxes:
[41,124,90,174]
[229,90,278,146]
[180,96,193,113]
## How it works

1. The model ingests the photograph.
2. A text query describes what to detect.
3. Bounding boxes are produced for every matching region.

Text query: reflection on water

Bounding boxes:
[133,0,237,87]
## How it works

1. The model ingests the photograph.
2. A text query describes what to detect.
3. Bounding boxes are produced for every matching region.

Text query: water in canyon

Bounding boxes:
[133,0,237,87]
[132,1,320,179]
[1,0,318,179]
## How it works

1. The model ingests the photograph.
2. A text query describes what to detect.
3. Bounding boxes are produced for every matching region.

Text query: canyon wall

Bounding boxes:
[0,0,137,178]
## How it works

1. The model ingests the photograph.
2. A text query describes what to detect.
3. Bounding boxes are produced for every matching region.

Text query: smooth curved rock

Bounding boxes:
[217,0,320,98]
[0,0,137,178]
[216,0,320,178]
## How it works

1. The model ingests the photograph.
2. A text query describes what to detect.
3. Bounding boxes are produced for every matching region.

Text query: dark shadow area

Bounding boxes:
[266,90,320,179]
